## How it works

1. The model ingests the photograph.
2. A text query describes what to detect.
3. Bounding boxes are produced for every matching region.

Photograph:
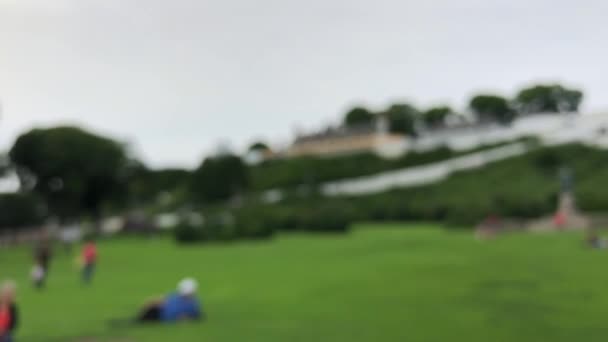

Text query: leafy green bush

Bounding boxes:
[234,209,276,239]
[174,222,205,244]
[204,213,239,241]
[294,204,354,233]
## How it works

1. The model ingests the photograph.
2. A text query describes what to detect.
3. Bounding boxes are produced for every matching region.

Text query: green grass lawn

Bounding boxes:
[2,224,608,342]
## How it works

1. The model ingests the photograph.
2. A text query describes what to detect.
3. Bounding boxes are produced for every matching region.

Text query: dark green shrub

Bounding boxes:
[295,204,354,233]
[234,210,276,239]
[174,222,204,244]
[204,213,238,241]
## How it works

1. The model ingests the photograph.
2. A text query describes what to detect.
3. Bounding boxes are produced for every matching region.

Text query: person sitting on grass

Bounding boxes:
[136,278,204,323]
[0,281,19,342]
[586,229,607,249]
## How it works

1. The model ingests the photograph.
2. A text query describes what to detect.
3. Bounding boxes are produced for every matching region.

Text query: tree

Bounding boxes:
[469,95,515,124]
[344,107,375,127]
[129,166,191,206]
[0,154,10,177]
[515,84,583,114]
[384,103,419,135]
[191,154,249,203]
[249,141,270,152]
[0,193,46,231]
[9,126,130,222]
[423,106,452,128]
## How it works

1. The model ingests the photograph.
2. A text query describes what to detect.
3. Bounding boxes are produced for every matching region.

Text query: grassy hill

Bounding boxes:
[250,139,533,191]
[345,143,608,226]
[2,224,608,341]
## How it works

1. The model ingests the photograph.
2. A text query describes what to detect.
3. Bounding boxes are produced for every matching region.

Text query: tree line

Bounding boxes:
[343,83,583,135]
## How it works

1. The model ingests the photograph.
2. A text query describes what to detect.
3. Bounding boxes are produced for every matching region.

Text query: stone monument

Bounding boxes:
[554,167,589,230]
[528,166,589,231]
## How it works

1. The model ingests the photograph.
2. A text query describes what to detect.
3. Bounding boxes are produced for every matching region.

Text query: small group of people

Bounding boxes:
[3,276,203,342]
[30,238,98,289]
[4,230,204,342]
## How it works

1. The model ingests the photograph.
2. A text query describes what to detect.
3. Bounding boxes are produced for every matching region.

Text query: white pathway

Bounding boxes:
[321,143,529,196]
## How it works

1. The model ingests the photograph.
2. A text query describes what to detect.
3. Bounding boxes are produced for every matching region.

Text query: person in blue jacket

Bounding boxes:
[137,278,204,323]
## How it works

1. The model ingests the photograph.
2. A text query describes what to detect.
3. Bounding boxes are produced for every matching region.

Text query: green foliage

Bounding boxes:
[344,107,374,127]
[250,139,528,191]
[173,201,355,243]
[9,126,130,220]
[341,143,607,226]
[515,84,583,114]
[234,208,277,239]
[469,94,515,124]
[384,103,419,135]
[191,154,249,203]
[0,154,10,177]
[173,221,205,244]
[423,106,452,128]
[296,203,354,233]
[129,167,191,206]
[0,193,46,230]
[174,210,274,244]
[249,141,270,152]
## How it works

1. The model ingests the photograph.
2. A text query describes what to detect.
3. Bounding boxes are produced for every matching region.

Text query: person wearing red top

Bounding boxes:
[82,240,98,285]
[0,281,18,342]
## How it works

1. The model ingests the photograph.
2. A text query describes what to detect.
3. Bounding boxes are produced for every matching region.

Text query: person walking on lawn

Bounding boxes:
[81,239,98,285]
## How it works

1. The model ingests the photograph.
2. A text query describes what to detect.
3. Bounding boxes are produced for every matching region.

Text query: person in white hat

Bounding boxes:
[133,278,204,323]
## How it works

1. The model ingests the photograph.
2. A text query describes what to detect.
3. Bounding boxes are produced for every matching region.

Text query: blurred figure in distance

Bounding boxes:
[33,237,52,289]
[81,239,98,285]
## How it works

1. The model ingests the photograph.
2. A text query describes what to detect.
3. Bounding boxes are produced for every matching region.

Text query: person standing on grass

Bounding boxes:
[0,281,19,342]
[33,239,52,289]
[30,263,45,289]
[81,239,98,284]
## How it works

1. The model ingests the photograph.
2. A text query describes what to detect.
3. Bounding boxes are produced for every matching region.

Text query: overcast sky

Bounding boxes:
[1,0,607,168]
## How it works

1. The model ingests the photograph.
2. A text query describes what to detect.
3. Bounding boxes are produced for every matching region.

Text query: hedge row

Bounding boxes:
[174,202,354,243]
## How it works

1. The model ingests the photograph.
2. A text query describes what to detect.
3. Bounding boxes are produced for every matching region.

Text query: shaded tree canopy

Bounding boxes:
[0,193,46,230]
[469,95,515,124]
[515,84,583,114]
[191,154,249,203]
[0,154,10,176]
[423,106,453,128]
[344,107,375,127]
[384,103,419,135]
[129,166,191,205]
[249,141,270,152]
[9,126,130,220]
